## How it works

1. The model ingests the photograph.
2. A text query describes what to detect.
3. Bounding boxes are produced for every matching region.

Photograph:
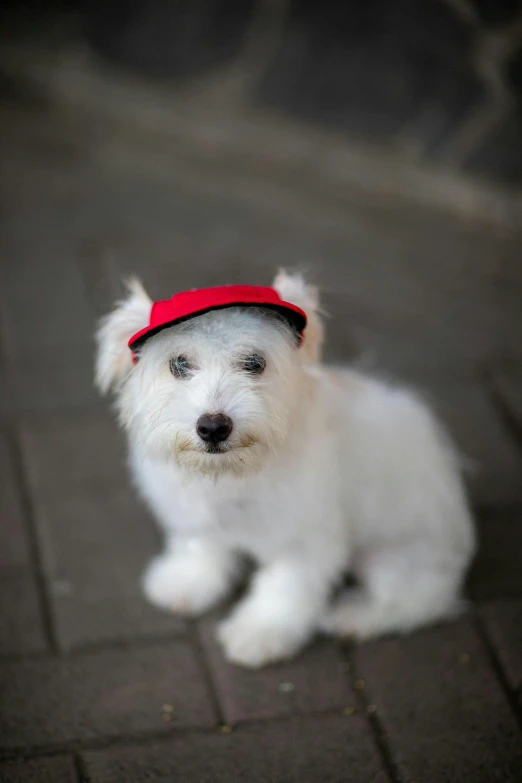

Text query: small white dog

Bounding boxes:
[95,271,476,668]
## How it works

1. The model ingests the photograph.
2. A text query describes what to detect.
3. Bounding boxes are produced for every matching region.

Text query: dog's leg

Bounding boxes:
[217,555,335,667]
[142,537,240,615]
[322,542,467,640]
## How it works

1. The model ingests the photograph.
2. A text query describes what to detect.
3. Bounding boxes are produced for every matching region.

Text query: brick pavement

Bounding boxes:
[1,98,522,782]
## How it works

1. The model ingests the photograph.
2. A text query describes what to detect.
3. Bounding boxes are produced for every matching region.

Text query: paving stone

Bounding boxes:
[0,127,92,219]
[0,234,94,359]
[83,714,387,783]
[481,600,522,693]
[0,434,47,654]
[20,411,128,500]
[78,238,126,318]
[468,512,522,600]
[1,352,100,415]
[489,363,522,435]
[0,363,10,421]
[29,486,182,650]
[0,756,78,783]
[71,173,280,308]
[0,571,47,655]
[0,148,100,415]
[0,640,215,751]
[200,617,354,724]
[426,382,522,508]
[19,412,183,650]
[354,618,522,783]
[0,434,31,570]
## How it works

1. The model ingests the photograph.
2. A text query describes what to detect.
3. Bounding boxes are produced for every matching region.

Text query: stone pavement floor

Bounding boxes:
[0,94,522,782]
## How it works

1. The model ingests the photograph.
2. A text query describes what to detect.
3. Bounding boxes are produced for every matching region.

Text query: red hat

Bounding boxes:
[128,285,307,352]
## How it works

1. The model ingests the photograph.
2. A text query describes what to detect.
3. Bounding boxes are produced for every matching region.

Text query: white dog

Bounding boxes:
[95,271,476,668]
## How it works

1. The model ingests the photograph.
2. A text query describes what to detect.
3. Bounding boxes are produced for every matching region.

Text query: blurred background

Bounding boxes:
[1,3,522,780]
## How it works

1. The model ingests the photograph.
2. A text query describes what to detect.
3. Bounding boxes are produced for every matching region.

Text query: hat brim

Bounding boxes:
[128,302,307,351]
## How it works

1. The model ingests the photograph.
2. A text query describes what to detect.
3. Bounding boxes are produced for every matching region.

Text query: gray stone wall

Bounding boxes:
[1,1,521,186]
[78,0,522,185]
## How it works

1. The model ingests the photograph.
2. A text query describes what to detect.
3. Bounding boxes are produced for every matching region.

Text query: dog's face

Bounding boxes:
[121,309,301,477]
[95,272,323,479]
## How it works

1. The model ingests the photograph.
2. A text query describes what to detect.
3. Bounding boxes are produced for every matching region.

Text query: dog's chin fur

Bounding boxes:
[95,271,476,669]
[176,442,268,480]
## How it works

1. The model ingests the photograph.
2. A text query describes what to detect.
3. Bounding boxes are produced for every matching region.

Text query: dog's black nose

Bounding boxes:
[197,413,233,444]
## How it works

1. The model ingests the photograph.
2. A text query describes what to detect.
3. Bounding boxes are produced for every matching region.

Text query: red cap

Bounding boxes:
[128,285,307,352]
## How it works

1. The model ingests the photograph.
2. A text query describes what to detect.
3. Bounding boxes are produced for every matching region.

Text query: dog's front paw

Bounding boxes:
[142,553,227,616]
[217,606,306,668]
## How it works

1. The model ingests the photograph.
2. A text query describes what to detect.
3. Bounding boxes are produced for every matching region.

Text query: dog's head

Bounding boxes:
[95,272,323,479]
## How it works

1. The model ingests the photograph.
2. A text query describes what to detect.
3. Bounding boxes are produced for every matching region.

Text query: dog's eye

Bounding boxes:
[170,355,192,379]
[241,354,266,374]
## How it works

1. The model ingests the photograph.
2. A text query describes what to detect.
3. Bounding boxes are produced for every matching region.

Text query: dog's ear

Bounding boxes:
[95,278,151,394]
[273,270,324,363]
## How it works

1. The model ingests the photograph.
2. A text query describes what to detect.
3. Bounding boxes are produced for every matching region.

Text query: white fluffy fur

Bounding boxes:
[95,271,476,668]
